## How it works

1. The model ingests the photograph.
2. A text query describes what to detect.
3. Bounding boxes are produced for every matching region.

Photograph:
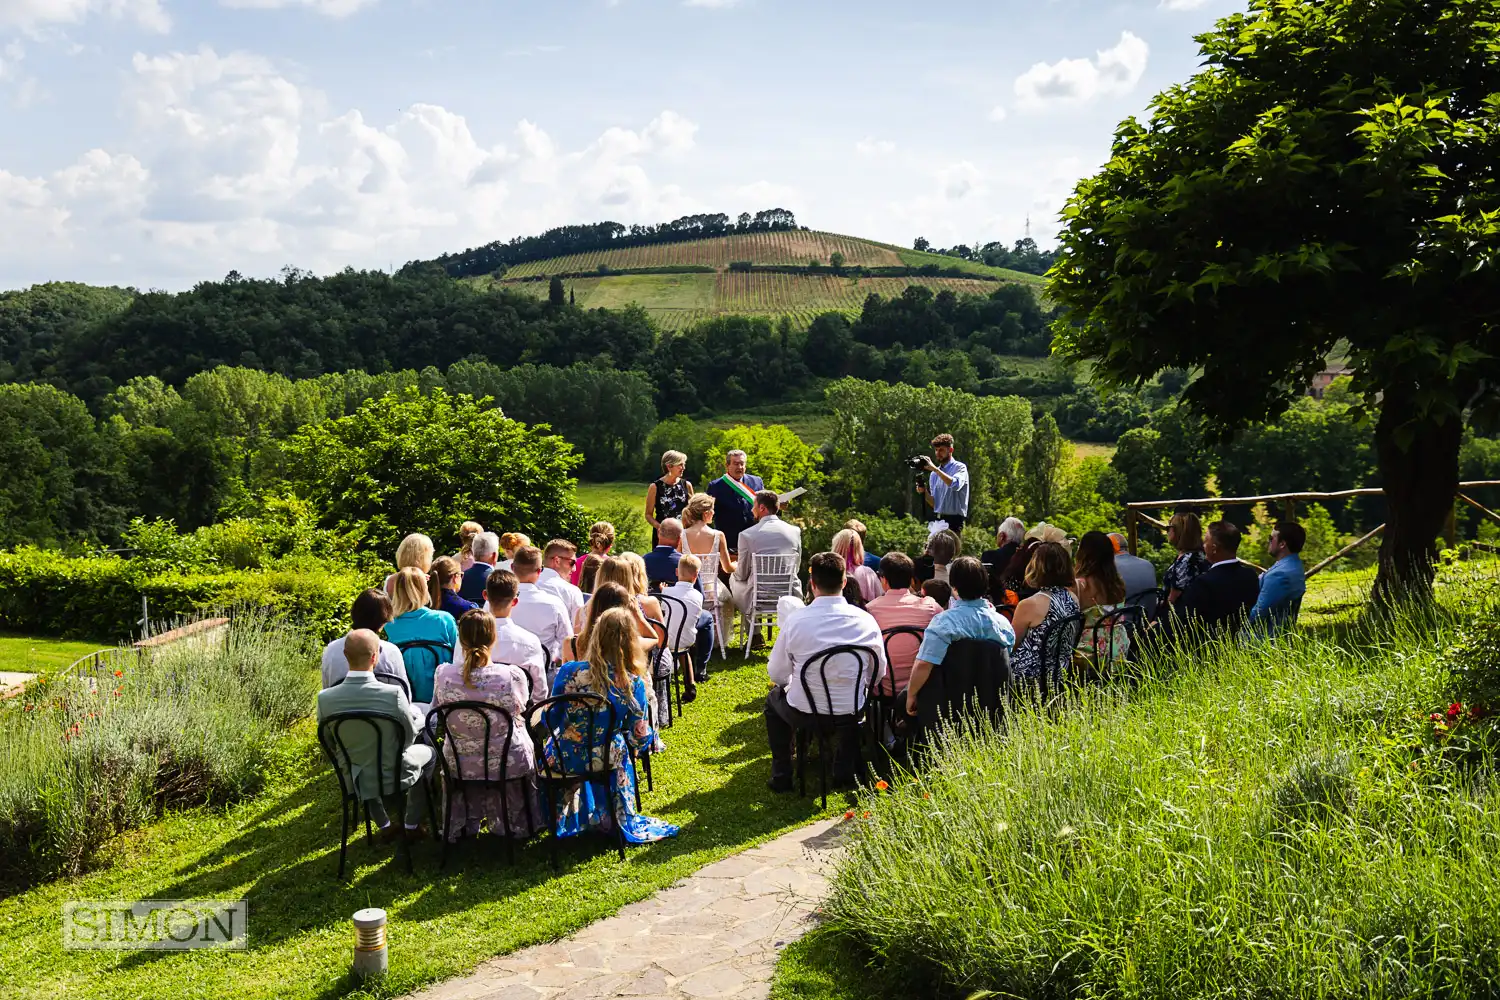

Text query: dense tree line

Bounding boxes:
[911,236,1058,276]
[412,208,800,279]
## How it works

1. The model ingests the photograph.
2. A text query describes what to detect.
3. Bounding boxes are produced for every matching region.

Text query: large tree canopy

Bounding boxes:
[1050,0,1500,597]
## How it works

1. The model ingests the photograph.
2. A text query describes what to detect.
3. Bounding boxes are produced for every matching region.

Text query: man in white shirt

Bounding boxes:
[538,539,585,621]
[660,553,714,702]
[505,545,575,676]
[764,552,887,793]
[483,569,548,702]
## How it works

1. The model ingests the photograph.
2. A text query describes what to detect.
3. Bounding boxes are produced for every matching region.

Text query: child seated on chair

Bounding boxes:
[659,554,715,698]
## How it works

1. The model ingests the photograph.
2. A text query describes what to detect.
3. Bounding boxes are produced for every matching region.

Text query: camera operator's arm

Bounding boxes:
[922,456,957,486]
[916,479,935,508]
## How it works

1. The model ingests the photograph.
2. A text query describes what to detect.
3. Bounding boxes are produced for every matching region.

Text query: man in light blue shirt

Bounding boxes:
[919,433,971,533]
[903,557,1014,715]
[1248,521,1307,637]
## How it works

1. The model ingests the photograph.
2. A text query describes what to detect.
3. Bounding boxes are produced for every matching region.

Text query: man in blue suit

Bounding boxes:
[705,449,764,556]
[1248,521,1307,637]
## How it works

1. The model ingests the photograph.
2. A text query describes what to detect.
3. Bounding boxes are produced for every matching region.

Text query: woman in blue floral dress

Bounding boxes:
[541,607,678,844]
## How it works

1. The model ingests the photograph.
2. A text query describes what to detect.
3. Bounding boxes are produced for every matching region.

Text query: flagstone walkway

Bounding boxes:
[405,819,842,1000]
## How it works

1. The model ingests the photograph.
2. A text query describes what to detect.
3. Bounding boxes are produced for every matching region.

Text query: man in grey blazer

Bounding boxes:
[730,491,804,618]
[316,629,432,833]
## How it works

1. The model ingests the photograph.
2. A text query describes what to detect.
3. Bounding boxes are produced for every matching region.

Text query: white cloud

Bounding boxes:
[855,137,895,156]
[0,45,707,286]
[218,0,379,16]
[1013,30,1148,108]
[936,161,983,201]
[0,0,169,31]
[1159,0,1207,8]
[987,105,1007,123]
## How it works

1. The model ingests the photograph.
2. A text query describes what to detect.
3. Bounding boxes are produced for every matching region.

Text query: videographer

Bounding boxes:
[915,433,970,534]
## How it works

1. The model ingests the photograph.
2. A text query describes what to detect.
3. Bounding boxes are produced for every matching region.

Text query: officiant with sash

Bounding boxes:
[706,450,764,556]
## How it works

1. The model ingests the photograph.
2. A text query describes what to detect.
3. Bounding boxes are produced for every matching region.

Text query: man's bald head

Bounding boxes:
[344,628,380,672]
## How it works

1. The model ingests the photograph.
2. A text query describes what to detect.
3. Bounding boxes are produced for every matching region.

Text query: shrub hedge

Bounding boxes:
[0,548,372,643]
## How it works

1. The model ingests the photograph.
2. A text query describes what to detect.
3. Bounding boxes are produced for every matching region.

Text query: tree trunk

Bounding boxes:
[1373,395,1462,604]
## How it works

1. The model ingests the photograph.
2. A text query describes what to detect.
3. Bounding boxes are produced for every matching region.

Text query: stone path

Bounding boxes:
[0,671,36,699]
[406,819,843,1000]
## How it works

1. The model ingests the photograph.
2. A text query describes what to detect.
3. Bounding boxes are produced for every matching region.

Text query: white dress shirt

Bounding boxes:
[509,582,574,664]
[490,615,548,701]
[538,566,585,621]
[660,580,705,652]
[768,596,887,715]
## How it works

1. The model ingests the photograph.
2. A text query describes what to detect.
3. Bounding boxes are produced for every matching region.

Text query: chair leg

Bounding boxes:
[543,783,559,871]
[338,795,350,880]
[396,790,413,875]
[642,750,654,792]
[818,732,830,810]
[364,801,374,845]
[796,729,807,798]
[425,774,439,842]
[604,773,625,862]
[633,753,644,811]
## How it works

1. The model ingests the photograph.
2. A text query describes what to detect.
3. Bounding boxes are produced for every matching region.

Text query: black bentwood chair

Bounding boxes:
[874,626,926,750]
[913,639,1013,741]
[1088,604,1146,678]
[425,701,535,869]
[317,712,438,880]
[1035,612,1087,705]
[794,644,882,808]
[643,616,676,730]
[656,593,696,714]
[527,693,628,868]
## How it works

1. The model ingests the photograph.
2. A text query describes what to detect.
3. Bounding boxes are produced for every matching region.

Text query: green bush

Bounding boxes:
[0,548,370,643]
[819,588,1500,999]
[1446,611,1500,723]
[0,614,317,889]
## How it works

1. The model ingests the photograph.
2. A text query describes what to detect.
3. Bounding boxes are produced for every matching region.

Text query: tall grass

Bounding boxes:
[822,573,1500,998]
[0,614,317,891]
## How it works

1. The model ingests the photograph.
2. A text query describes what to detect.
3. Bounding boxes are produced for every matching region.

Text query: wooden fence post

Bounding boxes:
[1127,508,1139,555]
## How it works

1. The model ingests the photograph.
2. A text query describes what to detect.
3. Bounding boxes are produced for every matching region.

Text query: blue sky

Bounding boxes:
[0,0,1233,289]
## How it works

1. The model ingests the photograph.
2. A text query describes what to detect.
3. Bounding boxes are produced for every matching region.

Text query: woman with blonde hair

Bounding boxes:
[385,532,436,594]
[571,521,616,584]
[1163,512,1208,607]
[679,492,733,659]
[541,607,680,843]
[831,528,881,604]
[644,450,693,548]
[431,609,540,841]
[383,565,458,703]
[456,521,484,571]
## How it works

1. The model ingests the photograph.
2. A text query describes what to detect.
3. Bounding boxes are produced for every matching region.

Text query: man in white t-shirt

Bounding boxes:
[659,553,713,702]
[538,539,585,620]
[505,545,575,677]
[483,568,548,702]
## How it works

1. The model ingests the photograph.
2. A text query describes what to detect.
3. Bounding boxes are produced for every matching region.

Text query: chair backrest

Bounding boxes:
[317,711,409,801]
[527,692,621,778]
[750,552,799,613]
[1037,612,1086,699]
[395,638,454,701]
[915,639,1013,733]
[796,644,882,720]
[426,700,517,785]
[330,671,412,702]
[643,617,673,679]
[1125,587,1161,618]
[1090,605,1143,671]
[878,626,926,698]
[656,593,695,653]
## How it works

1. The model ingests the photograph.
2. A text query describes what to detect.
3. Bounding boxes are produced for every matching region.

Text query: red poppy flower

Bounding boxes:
[114,670,123,678]
[862,811,871,819]
[921,792,931,799]
[1448,703,1464,719]
[113,689,122,697]
[874,780,889,792]
[843,810,854,820]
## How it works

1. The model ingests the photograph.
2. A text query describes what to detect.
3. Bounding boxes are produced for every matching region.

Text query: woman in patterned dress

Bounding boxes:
[541,607,679,844]
[1163,512,1209,609]
[644,450,693,548]
[1009,542,1083,684]
[431,609,541,842]
[1071,531,1130,663]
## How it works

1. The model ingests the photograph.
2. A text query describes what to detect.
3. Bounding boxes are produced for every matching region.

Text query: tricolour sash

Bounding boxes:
[719,475,757,505]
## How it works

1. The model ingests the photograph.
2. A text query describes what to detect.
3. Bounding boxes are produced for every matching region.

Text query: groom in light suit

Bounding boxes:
[729,491,803,623]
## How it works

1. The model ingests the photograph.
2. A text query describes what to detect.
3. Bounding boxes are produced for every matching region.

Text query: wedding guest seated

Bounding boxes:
[571,521,615,585]
[1163,512,1209,608]
[384,532,435,594]
[1173,520,1260,638]
[643,518,687,591]
[430,556,479,620]
[1009,542,1082,685]
[320,588,410,692]
[1109,531,1159,614]
[982,517,1026,581]
[764,553,887,793]
[317,629,432,837]
[539,539,585,620]
[1002,522,1069,597]
[1248,521,1308,637]
[509,545,575,671]
[660,553,714,696]
[459,531,500,603]
[916,529,962,586]
[576,582,660,663]
[498,532,531,572]
[1073,531,1129,662]
[432,610,541,842]
[543,608,680,843]
[902,557,1015,717]
[728,491,803,625]
[866,552,942,693]
[384,567,459,705]
[484,569,548,703]
[921,579,953,609]
[844,519,883,573]
[577,553,606,596]
[832,528,881,604]
[456,521,483,572]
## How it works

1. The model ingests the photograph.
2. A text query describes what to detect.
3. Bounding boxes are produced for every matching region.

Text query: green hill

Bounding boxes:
[474,230,1043,331]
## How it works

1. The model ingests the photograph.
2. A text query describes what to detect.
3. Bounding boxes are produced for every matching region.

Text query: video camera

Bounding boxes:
[906,455,929,490]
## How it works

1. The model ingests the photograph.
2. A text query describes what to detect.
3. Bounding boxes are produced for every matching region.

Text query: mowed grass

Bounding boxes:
[0,633,114,677]
[573,480,647,511]
[0,649,844,1000]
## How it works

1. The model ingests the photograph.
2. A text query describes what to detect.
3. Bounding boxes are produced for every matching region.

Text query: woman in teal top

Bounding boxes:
[384,567,458,703]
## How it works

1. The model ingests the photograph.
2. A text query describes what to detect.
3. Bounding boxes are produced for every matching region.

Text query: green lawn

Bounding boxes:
[0,650,843,1000]
[701,408,834,447]
[572,480,647,511]
[0,633,115,677]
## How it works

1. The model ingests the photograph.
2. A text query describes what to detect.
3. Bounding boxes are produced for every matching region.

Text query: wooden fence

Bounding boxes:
[1124,481,1500,580]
